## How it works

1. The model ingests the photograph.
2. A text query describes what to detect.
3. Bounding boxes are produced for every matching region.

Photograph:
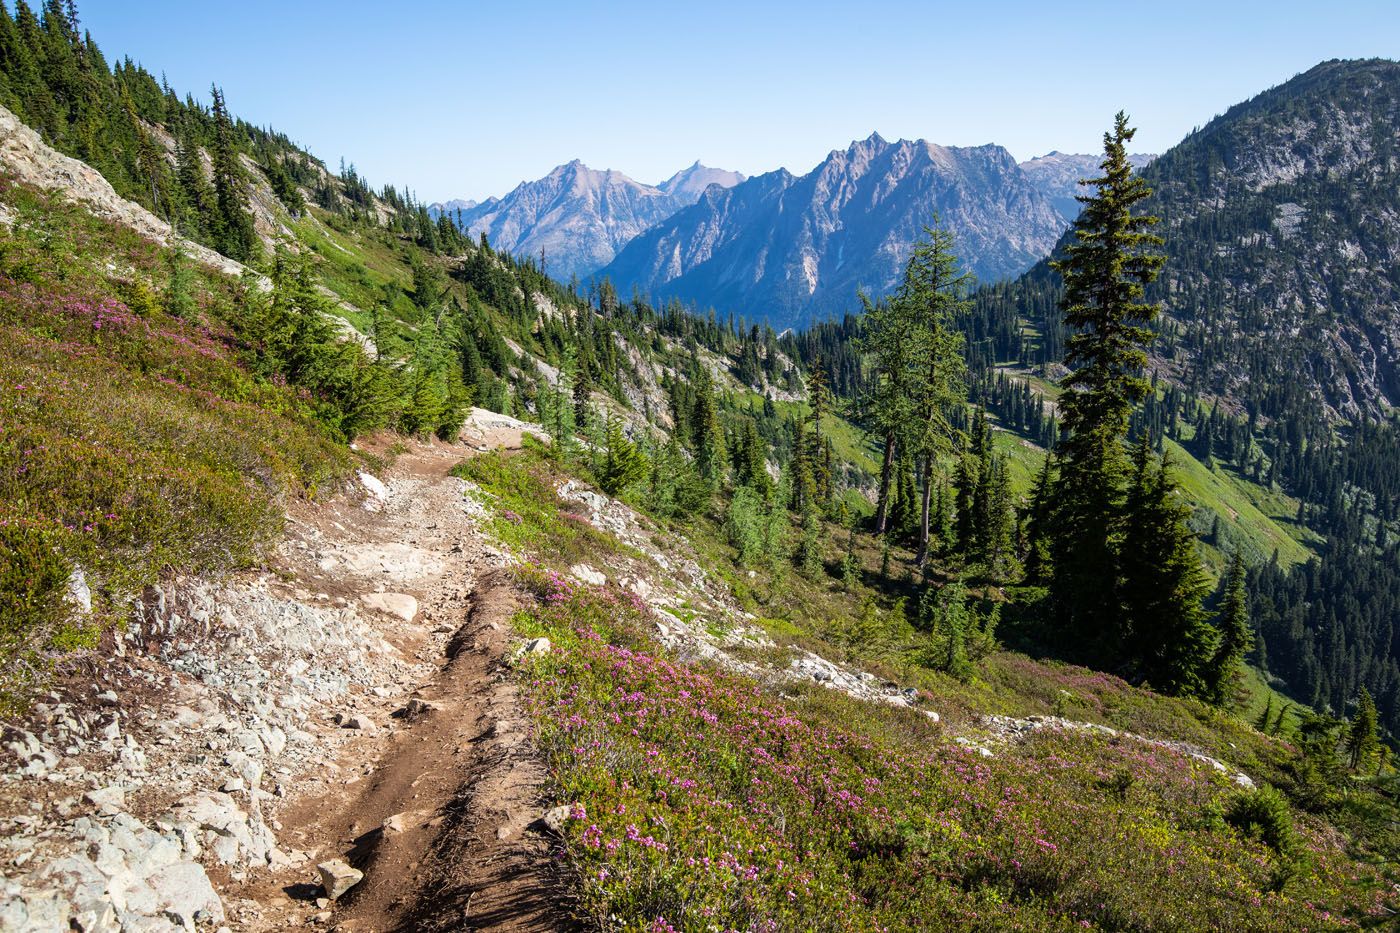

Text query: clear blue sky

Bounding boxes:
[79,0,1399,203]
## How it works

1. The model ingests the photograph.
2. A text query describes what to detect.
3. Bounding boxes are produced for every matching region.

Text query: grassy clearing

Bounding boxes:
[294,212,417,330]
[1162,438,1314,571]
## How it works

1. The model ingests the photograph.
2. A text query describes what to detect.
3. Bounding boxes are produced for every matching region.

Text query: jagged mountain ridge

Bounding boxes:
[1149,59,1400,421]
[431,160,743,280]
[1019,150,1156,222]
[598,133,1068,329]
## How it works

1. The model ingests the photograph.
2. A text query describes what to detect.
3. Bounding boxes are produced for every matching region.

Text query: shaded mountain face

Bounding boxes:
[985,60,1400,424]
[1136,59,1400,421]
[599,133,1067,330]
[1019,150,1156,222]
[431,162,743,280]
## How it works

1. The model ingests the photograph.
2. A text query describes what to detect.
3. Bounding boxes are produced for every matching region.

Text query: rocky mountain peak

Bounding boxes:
[600,133,1066,329]
[658,161,746,205]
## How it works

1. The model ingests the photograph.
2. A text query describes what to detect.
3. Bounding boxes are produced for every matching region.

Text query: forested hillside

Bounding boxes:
[963,59,1400,739]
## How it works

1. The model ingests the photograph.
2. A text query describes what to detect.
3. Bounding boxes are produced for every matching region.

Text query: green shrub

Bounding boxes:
[1225,784,1298,858]
[0,519,70,641]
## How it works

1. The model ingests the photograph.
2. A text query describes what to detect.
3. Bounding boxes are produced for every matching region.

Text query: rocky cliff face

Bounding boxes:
[435,161,743,280]
[1019,150,1155,222]
[0,104,247,279]
[599,134,1067,329]
[1137,59,1400,420]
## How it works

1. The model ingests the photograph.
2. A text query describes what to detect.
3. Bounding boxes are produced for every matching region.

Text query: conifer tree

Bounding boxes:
[1046,112,1164,659]
[795,503,823,578]
[806,362,833,505]
[691,366,727,488]
[953,453,979,556]
[174,120,214,239]
[1120,441,1216,696]
[890,446,918,541]
[858,292,918,535]
[209,86,257,262]
[897,223,970,565]
[572,345,594,427]
[1208,551,1254,705]
[1022,454,1057,584]
[1256,696,1276,733]
[1345,687,1380,772]
[982,453,1015,577]
[599,414,648,497]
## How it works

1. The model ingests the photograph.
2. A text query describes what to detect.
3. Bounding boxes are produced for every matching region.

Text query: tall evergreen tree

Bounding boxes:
[1345,686,1380,772]
[208,86,257,262]
[898,223,970,565]
[858,292,918,535]
[1046,112,1164,660]
[691,366,727,489]
[1023,453,1057,584]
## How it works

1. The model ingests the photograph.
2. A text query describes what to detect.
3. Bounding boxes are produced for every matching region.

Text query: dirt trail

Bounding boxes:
[232,426,566,932]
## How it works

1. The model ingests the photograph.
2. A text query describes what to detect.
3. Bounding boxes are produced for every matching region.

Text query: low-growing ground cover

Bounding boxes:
[514,568,1395,931]
[451,444,641,566]
[445,448,1398,930]
[0,178,352,707]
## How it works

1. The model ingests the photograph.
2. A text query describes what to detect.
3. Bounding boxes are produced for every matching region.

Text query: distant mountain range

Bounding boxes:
[429,162,744,280]
[600,134,1066,328]
[434,143,1162,329]
[1018,150,1156,222]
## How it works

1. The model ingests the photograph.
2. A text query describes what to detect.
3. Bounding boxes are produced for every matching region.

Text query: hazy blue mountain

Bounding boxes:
[599,133,1067,329]
[432,162,742,279]
[658,161,747,204]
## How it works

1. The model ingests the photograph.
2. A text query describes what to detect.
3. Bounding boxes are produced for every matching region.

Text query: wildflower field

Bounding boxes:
[514,567,1395,931]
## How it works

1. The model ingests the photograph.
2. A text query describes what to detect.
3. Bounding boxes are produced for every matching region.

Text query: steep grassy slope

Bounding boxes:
[457,444,1400,931]
[0,176,352,706]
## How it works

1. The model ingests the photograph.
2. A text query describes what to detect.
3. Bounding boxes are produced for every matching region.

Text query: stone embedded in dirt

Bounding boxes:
[540,805,573,834]
[382,812,416,834]
[399,698,442,719]
[82,786,125,813]
[360,592,419,622]
[358,471,388,511]
[317,859,364,901]
[568,563,606,587]
[524,637,551,656]
[340,714,377,733]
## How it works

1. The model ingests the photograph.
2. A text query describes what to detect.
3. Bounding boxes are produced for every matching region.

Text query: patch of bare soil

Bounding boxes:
[232,434,570,932]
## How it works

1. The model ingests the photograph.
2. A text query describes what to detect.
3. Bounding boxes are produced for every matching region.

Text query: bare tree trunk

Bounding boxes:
[874,431,896,535]
[915,454,934,566]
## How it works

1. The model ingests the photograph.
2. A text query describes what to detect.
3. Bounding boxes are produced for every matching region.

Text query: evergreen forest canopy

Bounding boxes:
[1,1,1398,881]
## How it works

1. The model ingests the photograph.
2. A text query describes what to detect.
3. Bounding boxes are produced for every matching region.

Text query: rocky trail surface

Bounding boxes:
[1,414,567,932]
